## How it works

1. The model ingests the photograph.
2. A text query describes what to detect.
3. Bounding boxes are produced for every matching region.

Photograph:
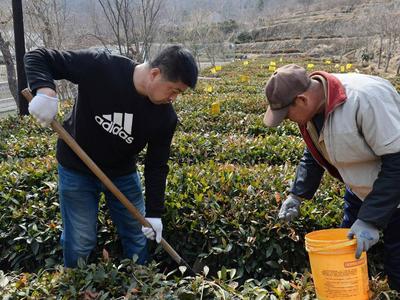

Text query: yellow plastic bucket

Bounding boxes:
[305,228,369,300]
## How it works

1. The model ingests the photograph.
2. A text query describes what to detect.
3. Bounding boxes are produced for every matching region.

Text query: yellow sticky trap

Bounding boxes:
[243,61,249,66]
[268,65,276,72]
[240,75,249,82]
[211,101,220,115]
[325,60,331,64]
[270,61,276,66]
[346,63,352,70]
[340,66,345,72]
[210,68,217,74]
[307,63,314,70]
[215,65,222,71]
[204,85,213,93]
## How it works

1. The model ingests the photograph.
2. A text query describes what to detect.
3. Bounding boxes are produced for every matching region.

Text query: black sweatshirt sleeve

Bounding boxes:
[144,116,177,218]
[357,152,400,229]
[290,148,325,199]
[24,48,99,92]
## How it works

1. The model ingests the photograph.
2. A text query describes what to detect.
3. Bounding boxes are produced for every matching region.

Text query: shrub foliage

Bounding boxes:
[1,58,398,298]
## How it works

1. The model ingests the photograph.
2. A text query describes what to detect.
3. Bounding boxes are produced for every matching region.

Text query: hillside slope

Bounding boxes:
[236,0,399,63]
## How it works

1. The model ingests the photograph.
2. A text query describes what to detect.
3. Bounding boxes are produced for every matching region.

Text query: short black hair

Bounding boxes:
[150,45,198,89]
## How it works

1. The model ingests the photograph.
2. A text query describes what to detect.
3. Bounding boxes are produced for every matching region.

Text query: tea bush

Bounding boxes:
[170,132,304,165]
[1,257,324,299]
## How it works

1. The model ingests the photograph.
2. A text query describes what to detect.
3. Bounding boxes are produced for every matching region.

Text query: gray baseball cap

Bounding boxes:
[263,64,311,127]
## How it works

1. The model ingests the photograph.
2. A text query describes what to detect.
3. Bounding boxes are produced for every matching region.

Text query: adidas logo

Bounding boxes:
[95,113,134,144]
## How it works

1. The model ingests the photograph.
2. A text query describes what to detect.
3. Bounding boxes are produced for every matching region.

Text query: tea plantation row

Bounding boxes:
[0,58,398,299]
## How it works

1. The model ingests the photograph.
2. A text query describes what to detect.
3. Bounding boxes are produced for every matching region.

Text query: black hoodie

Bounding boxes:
[24,48,177,217]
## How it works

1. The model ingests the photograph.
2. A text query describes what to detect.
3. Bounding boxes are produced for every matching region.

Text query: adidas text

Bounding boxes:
[95,115,134,144]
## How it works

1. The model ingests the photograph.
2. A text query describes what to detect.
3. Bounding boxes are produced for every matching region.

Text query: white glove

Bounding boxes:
[278,193,302,222]
[28,93,58,127]
[141,217,163,243]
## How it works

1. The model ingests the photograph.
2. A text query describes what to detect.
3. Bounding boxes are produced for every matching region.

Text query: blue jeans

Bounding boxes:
[58,164,148,267]
[342,188,400,291]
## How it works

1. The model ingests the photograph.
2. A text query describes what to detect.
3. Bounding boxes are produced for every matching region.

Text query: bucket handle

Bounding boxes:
[306,239,357,252]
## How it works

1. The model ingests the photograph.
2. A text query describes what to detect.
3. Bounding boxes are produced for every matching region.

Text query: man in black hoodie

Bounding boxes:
[24,45,198,267]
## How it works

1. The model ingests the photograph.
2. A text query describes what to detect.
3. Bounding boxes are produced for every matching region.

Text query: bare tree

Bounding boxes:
[397,58,400,76]
[0,9,17,102]
[139,0,163,60]
[24,0,77,100]
[182,9,226,69]
[370,4,400,72]
[24,0,71,49]
[383,13,400,73]
[95,0,163,62]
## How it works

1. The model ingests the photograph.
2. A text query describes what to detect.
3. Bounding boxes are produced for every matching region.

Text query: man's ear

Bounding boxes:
[295,94,308,107]
[149,67,161,80]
